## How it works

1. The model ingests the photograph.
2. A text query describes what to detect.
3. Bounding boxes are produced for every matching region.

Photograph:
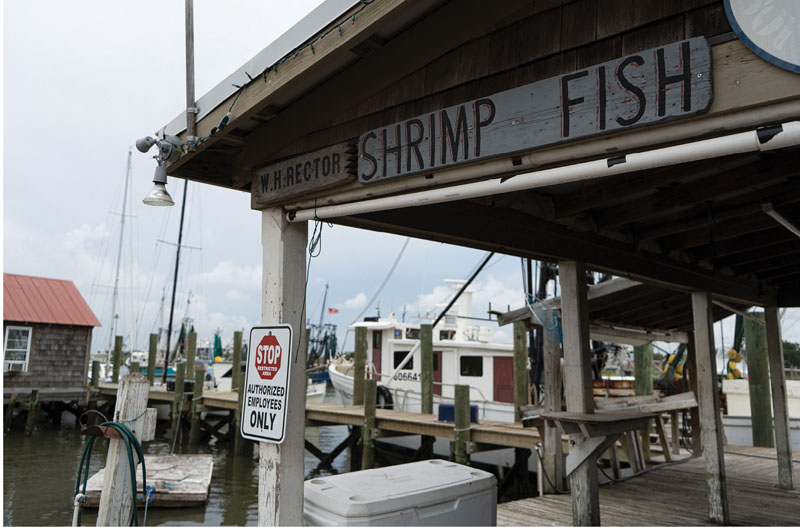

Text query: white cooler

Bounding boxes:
[303,460,497,526]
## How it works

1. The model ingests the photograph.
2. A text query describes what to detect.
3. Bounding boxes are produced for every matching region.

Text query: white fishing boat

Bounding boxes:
[213,361,327,403]
[329,281,519,423]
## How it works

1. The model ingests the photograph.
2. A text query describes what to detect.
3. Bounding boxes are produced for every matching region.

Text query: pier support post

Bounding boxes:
[420,323,435,459]
[691,291,729,525]
[130,362,140,377]
[258,207,307,526]
[513,321,528,422]
[744,312,774,447]
[765,306,794,490]
[454,384,471,465]
[362,379,377,470]
[186,331,197,377]
[232,331,243,395]
[543,321,565,493]
[112,335,123,384]
[353,327,367,406]
[147,334,158,385]
[171,362,186,442]
[189,366,204,445]
[97,373,150,526]
[92,360,101,389]
[634,343,653,465]
[234,372,251,456]
[421,323,433,414]
[559,260,599,526]
[5,394,17,432]
[686,334,702,454]
[24,390,39,436]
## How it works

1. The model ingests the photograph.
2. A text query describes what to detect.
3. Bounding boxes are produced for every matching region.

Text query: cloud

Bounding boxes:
[343,293,367,309]
[198,260,261,288]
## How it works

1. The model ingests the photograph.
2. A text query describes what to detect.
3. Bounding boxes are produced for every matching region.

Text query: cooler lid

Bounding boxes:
[304,460,495,518]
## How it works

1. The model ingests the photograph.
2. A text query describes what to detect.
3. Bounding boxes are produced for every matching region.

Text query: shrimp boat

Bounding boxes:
[329,282,519,423]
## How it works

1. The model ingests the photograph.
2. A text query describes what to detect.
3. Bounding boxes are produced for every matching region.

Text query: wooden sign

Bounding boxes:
[252,142,357,208]
[359,38,712,184]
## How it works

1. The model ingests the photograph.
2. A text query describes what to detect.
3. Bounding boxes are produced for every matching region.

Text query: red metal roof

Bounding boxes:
[3,273,101,327]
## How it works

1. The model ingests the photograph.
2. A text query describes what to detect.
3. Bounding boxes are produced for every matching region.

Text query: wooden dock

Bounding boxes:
[83,454,213,508]
[497,446,800,526]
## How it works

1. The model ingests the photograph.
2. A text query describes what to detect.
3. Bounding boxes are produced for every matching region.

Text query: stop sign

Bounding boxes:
[255,334,282,380]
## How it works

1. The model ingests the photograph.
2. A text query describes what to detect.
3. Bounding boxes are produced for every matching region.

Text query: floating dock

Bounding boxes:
[83,454,213,508]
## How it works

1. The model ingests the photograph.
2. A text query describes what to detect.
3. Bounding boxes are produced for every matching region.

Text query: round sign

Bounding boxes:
[725,0,800,74]
[255,334,282,380]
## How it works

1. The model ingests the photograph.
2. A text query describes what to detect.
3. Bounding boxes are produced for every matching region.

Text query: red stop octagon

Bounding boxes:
[255,334,282,380]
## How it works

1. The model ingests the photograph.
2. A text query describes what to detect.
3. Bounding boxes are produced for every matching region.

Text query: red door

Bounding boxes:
[493,357,514,403]
[433,351,442,396]
[372,331,382,381]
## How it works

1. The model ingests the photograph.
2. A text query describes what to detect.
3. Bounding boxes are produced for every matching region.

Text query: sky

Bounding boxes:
[3,1,800,358]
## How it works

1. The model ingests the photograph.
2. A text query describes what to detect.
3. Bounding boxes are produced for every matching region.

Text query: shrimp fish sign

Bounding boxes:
[241,325,293,443]
[358,37,712,184]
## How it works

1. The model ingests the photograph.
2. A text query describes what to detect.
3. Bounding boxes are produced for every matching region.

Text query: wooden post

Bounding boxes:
[96,373,150,526]
[5,394,17,432]
[513,321,528,423]
[362,379,377,470]
[112,335,123,383]
[744,312,774,447]
[186,330,197,377]
[686,333,702,454]
[543,323,565,493]
[147,333,158,385]
[559,260,599,526]
[353,327,367,406]
[24,390,39,436]
[258,207,307,526]
[454,384,470,465]
[421,323,433,414]
[91,360,101,389]
[130,361,140,376]
[654,415,672,462]
[634,344,653,396]
[634,343,653,464]
[670,410,680,455]
[691,291,729,525]
[189,366,204,445]
[765,306,795,490]
[234,372,251,456]
[232,331,243,394]
[171,362,186,442]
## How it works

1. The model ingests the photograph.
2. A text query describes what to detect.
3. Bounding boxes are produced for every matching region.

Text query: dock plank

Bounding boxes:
[498,448,800,526]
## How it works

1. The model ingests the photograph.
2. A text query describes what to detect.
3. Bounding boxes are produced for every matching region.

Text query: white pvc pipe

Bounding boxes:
[288,121,800,222]
[288,101,800,211]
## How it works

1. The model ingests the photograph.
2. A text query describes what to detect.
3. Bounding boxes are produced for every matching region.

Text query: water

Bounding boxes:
[3,386,350,526]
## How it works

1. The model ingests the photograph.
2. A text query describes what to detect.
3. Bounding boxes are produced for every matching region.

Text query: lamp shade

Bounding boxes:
[143,182,175,206]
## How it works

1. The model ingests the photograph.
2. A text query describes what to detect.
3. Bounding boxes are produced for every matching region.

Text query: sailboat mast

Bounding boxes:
[163,179,188,384]
[108,148,132,354]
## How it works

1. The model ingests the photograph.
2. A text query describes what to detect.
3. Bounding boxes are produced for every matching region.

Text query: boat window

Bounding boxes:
[393,351,413,370]
[433,353,439,371]
[405,328,420,340]
[460,356,483,377]
[373,331,382,349]
[445,315,457,325]
[439,330,455,340]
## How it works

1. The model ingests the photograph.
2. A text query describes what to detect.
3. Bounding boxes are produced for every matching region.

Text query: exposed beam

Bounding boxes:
[762,202,800,239]
[337,200,776,305]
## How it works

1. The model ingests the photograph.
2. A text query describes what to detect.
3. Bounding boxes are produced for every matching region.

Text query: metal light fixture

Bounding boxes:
[136,135,182,206]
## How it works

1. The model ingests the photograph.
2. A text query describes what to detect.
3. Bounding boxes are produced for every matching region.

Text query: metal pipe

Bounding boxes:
[288,121,800,222]
[163,180,188,384]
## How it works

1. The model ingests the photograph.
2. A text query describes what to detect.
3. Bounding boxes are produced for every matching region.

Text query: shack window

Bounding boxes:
[393,351,413,370]
[460,356,483,377]
[4,326,31,372]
